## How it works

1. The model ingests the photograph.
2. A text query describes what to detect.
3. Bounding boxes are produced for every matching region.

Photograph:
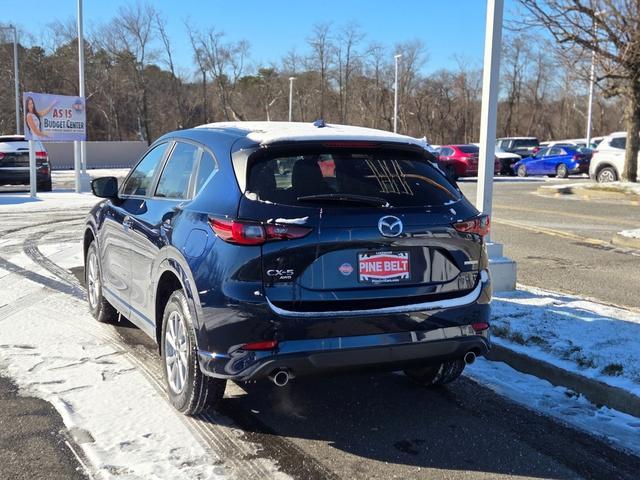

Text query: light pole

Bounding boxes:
[74,0,88,192]
[288,77,296,122]
[393,54,402,133]
[586,49,595,146]
[1,25,20,134]
[477,0,516,291]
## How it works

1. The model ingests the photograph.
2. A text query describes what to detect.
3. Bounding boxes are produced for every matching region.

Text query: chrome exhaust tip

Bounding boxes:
[270,369,290,387]
[464,351,477,365]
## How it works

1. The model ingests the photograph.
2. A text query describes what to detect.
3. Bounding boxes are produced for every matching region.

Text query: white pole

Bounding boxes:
[476,0,504,243]
[28,140,36,198]
[288,77,295,122]
[75,0,86,192]
[11,25,20,135]
[393,54,401,133]
[586,46,596,145]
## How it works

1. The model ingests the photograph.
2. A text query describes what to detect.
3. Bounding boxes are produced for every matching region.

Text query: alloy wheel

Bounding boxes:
[598,169,616,182]
[87,250,100,309]
[165,310,189,394]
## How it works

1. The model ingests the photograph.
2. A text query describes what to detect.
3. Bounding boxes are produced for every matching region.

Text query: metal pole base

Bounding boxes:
[486,242,517,292]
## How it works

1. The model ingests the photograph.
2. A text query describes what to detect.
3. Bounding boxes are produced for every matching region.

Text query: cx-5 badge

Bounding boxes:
[378,215,403,237]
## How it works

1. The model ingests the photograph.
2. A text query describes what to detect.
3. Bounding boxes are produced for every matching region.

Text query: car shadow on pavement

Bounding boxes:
[215,370,634,480]
[0,193,42,205]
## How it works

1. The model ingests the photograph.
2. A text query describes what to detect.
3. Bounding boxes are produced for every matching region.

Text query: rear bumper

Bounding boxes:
[0,169,49,185]
[572,162,590,174]
[198,325,490,381]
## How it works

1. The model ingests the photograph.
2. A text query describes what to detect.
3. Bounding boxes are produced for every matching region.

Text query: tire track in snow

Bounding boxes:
[16,220,335,480]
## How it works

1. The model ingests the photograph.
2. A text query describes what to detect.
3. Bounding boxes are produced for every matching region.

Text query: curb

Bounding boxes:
[612,233,640,250]
[536,185,639,203]
[486,343,640,419]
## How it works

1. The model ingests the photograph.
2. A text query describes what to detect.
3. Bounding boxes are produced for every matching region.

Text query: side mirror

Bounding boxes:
[91,176,119,199]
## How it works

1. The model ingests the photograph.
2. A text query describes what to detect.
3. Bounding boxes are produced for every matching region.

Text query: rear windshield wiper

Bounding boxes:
[296,193,390,208]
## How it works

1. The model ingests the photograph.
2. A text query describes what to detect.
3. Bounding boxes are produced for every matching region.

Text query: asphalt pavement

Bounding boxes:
[0,375,87,480]
[457,177,640,309]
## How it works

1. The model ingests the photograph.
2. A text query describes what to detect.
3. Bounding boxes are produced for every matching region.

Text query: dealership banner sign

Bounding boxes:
[23,92,86,142]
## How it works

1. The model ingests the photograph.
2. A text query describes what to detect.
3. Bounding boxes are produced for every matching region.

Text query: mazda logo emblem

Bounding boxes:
[378,215,403,237]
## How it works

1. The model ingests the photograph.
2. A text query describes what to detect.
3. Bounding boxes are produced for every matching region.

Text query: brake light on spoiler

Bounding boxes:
[209,218,312,245]
[453,215,490,237]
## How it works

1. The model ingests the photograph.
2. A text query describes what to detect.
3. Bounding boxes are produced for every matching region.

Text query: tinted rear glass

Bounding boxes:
[246,149,460,207]
[513,139,539,148]
[610,137,626,149]
[457,145,479,154]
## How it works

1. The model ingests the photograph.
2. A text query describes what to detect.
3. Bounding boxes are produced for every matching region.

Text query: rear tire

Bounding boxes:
[161,289,226,415]
[404,359,465,387]
[38,179,52,192]
[517,164,527,177]
[85,242,118,323]
[597,166,617,183]
[556,163,569,179]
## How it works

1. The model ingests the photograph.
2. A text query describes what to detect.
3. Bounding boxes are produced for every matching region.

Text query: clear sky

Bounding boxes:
[4,0,521,76]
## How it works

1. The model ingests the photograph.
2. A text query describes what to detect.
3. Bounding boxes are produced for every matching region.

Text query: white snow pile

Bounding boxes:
[492,286,640,397]
[619,229,640,239]
[467,359,640,455]
[539,181,640,196]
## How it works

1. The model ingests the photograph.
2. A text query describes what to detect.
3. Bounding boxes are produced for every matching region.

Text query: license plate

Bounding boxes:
[358,251,410,284]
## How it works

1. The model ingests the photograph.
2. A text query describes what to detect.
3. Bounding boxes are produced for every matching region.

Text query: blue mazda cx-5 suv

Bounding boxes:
[84,121,492,415]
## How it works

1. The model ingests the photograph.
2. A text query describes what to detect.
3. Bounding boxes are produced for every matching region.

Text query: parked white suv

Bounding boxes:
[589,131,640,182]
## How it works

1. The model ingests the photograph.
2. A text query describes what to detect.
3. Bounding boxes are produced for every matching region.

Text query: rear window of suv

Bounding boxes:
[246,149,460,207]
[457,145,479,154]
[512,139,539,148]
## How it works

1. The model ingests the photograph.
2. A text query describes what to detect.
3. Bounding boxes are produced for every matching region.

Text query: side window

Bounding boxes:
[155,142,199,199]
[194,150,217,195]
[610,137,626,149]
[121,143,168,197]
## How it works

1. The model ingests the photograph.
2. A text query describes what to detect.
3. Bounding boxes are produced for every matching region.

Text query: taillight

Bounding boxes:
[35,151,48,160]
[0,152,4,160]
[472,322,489,333]
[453,215,490,237]
[242,340,278,351]
[532,147,540,154]
[209,218,311,245]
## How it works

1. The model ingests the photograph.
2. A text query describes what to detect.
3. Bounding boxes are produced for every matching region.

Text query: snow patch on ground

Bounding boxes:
[0,192,100,213]
[619,229,640,239]
[492,286,640,397]
[540,181,640,195]
[0,247,228,479]
[467,359,640,455]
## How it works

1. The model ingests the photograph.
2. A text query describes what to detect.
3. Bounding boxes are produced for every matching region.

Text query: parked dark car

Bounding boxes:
[0,135,52,191]
[84,122,492,415]
[495,137,539,174]
[437,144,501,179]
[513,146,592,178]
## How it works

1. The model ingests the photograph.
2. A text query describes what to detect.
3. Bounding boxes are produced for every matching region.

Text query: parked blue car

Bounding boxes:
[513,145,592,178]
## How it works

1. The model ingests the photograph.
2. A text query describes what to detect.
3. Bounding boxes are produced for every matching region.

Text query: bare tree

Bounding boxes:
[156,12,185,128]
[334,22,365,123]
[186,22,209,124]
[307,23,333,119]
[97,2,158,142]
[521,0,639,182]
[194,28,249,121]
